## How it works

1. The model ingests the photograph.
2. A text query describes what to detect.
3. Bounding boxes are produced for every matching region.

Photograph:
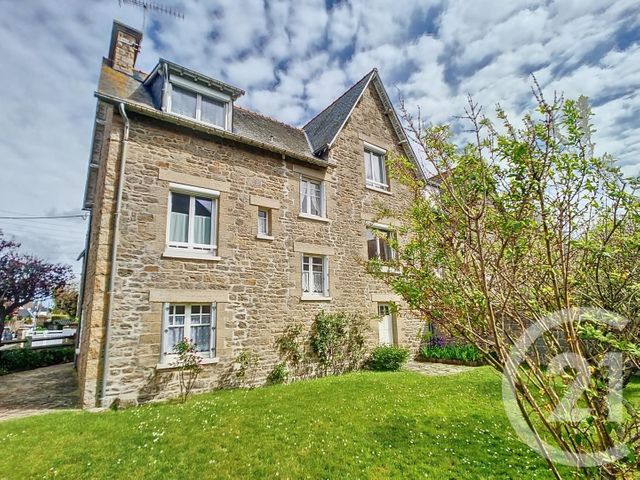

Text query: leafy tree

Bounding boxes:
[375,85,640,479]
[52,285,79,318]
[0,232,72,339]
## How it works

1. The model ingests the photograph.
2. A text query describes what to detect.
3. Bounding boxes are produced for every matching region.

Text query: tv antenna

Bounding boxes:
[118,0,184,33]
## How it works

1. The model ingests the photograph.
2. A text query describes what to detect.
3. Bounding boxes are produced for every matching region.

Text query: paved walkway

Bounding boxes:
[404,360,476,376]
[0,363,79,421]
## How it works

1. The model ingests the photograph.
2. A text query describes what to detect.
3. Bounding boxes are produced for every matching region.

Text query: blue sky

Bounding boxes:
[1,0,639,275]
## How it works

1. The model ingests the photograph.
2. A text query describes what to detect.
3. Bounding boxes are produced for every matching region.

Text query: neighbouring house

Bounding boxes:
[13,303,50,328]
[76,20,431,408]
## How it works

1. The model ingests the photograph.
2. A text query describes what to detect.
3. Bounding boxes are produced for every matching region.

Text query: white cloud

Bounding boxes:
[0,0,639,274]
[226,55,275,88]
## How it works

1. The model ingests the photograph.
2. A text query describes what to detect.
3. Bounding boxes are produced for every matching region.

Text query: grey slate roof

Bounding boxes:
[96,59,313,160]
[302,70,376,154]
[94,60,422,177]
[233,107,312,158]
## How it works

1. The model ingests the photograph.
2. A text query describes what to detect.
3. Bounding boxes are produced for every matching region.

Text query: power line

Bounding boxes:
[0,218,86,231]
[0,224,87,238]
[0,214,87,220]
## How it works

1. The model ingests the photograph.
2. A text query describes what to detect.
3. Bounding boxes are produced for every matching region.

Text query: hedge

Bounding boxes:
[0,347,74,375]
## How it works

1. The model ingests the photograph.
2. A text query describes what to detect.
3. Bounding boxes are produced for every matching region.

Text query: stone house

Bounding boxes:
[76,21,429,408]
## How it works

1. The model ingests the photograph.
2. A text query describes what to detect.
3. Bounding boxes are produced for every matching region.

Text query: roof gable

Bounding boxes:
[302,70,375,154]
[304,69,427,180]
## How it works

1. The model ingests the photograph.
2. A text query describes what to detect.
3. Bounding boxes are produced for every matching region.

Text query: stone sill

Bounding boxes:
[298,213,331,223]
[256,234,275,241]
[300,295,332,302]
[365,184,392,196]
[162,248,221,262]
[156,357,220,371]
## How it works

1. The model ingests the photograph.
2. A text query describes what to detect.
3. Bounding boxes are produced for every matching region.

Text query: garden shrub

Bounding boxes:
[0,347,74,374]
[267,362,288,385]
[234,349,260,388]
[367,345,409,371]
[420,344,483,363]
[170,338,203,403]
[275,323,307,376]
[310,311,368,375]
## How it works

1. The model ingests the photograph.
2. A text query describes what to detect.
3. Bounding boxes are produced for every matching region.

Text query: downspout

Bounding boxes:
[160,62,169,111]
[100,102,129,407]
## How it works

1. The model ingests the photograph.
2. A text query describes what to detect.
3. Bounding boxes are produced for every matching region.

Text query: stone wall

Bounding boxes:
[78,83,425,407]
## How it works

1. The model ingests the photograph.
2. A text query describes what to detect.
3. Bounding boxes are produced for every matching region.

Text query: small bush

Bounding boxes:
[267,362,288,385]
[170,338,203,403]
[234,349,260,388]
[420,344,483,363]
[0,347,74,375]
[367,345,409,371]
[310,311,368,375]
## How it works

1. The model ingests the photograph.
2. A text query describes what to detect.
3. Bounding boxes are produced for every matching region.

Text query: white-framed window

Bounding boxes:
[364,145,389,191]
[302,254,329,297]
[162,303,217,359]
[166,183,219,254]
[300,177,325,217]
[168,77,230,130]
[258,208,270,236]
[367,227,396,261]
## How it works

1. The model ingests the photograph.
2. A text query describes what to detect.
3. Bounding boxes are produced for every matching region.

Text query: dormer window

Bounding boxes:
[167,76,231,130]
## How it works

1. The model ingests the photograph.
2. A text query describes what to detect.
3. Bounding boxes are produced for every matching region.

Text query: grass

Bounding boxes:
[1,367,627,479]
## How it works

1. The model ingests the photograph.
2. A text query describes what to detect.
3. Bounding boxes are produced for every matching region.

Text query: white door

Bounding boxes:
[378,304,395,345]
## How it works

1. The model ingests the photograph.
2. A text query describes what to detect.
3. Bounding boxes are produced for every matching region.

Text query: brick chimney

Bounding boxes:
[108,21,143,74]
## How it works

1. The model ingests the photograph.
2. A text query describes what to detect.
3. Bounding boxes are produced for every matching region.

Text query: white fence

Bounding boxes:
[0,328,76,350]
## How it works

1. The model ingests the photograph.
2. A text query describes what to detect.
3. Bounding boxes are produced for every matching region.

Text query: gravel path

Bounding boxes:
[0,363,79,421]
[404,360,476,376]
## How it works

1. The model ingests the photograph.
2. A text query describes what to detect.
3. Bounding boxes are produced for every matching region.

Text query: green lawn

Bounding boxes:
[0,368,582,479]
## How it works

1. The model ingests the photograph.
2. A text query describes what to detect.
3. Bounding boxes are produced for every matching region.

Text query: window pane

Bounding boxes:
[258,209,268,234]
[195,197,212,217]
[309,181,321,216]
[379,236,390,261]
[381,231,395,261]
[171,85,197,118]
[365,151,374,181]
[201,96,226,127]
[366,229,378,259]
[301,181,308,213]
[191,325,211,353]
[169,193,189,243]
[167,326,184,352]
[171,192,190,214]
[313,272,323,293]
[302,256,310,293]
[372,152,382,182]
[194,197,213,245]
